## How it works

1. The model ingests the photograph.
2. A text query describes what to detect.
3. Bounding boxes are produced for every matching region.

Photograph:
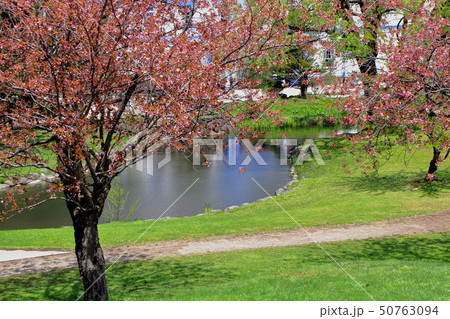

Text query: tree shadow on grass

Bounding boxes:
[295,233,450,265]
[0,269,82,301]
[43,272,83,300]
[0,258,234,301]
[342,235,450,262]
[106,259,234,300]
[339,171,450,196]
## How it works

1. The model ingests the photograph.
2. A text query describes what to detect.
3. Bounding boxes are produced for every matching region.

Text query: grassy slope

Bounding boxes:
[0,139,448,250]
[0,232,448,301]
[241,96,340,128]
[273,96,339,118]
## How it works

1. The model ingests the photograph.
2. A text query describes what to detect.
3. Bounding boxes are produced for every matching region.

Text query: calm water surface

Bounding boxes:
[0,126,335,230]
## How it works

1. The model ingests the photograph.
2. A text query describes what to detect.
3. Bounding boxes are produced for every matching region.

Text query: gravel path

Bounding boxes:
[1,210,449,277]
[0,250,67,262]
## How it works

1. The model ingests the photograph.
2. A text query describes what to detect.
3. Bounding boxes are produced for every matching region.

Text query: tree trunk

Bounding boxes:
[358,57,377,99]
[357,29,378,100]
[426,147,441,180]
[71,207,108,301]
[300,73,308,98]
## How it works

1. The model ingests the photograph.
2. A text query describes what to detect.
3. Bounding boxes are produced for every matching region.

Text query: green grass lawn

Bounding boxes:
[273,96,339,118]
[240,96,340,129]
[1,232,448,301]
[0,139,448,250]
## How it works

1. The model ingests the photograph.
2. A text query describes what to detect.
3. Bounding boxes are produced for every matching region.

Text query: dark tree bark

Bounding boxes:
[300,73,308,98]
[337,0,384,100]
[61,152,112,301]
[427,147,441,180]
[67,201,109,301]
[358,56,377,95]
[356,35,378,100]
[65,196,109,301]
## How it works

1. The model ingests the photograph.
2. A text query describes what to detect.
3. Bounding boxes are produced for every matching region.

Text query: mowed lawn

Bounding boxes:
[0,232,448,301]
[271,96,340,119]
[241,96,340,128]
[0,139,449,249]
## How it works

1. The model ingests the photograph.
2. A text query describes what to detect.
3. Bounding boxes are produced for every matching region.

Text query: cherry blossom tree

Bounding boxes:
[0,0,308,300]
[338,1,449,180]
[286,0,448,178]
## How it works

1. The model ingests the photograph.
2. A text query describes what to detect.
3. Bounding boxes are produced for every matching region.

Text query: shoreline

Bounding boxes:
[212,164,301,215]
[0,172,58,190]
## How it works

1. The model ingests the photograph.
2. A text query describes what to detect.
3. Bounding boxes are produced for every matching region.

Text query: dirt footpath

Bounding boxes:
[1,210,449,277]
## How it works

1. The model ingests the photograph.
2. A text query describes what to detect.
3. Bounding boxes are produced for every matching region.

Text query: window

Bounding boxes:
[324,50,335,62]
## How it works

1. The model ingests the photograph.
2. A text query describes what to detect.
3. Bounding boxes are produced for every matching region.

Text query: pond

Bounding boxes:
[0,126,336,230]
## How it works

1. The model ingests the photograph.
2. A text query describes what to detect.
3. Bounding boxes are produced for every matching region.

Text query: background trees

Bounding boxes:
[255,45,315,95]
[252,3,316,96]
[294,0,405,96]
